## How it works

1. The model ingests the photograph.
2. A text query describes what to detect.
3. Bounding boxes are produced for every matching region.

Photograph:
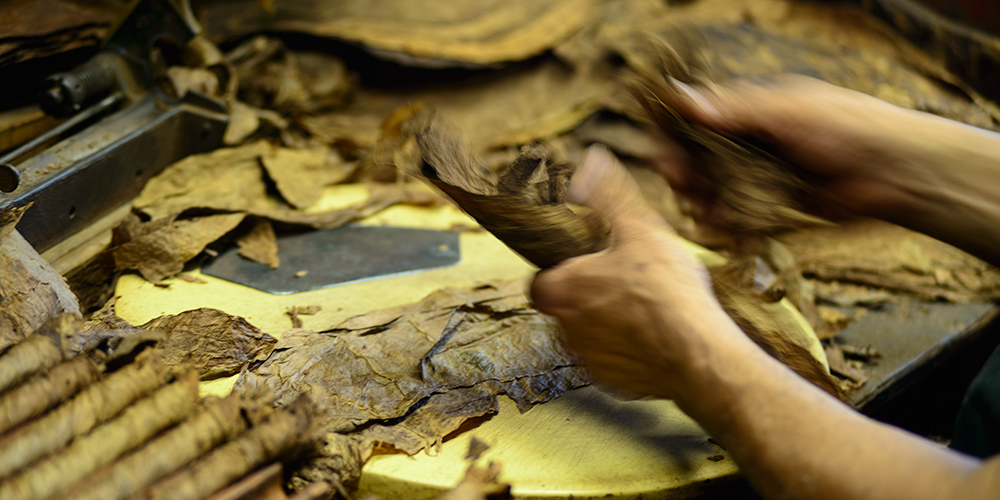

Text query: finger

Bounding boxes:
[567,145,666,233]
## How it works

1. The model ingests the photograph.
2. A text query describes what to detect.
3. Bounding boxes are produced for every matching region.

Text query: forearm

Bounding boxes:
[671,317,980,500]
[879,112,1000,266]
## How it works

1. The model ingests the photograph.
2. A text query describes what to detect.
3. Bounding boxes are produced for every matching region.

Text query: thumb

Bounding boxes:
[568,146,667,235]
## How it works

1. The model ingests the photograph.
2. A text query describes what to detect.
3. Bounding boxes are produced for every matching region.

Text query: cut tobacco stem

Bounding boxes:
[56,392,250,500]
[0,349,170,480]
[138,396,317,500]
[0,335,64,395]
[0,370,200,500]
[0,355,100,435]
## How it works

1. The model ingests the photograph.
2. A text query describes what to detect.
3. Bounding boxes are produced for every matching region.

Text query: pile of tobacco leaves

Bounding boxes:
[4,0,1000,497]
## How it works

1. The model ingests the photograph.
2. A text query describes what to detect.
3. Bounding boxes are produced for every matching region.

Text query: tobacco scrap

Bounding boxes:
[287,305,322,329]
[236,280,591,487]
[0,370,201,500]
[260,145,343,210]
[198,0,599,67]
[0,204,80,350]
[132,142,275,220]
[0,349,169,480]
[237,218,280,269]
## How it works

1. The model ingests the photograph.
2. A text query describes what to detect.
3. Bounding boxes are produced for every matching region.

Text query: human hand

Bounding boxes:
[530,146,748,400]
[656,75,962,224]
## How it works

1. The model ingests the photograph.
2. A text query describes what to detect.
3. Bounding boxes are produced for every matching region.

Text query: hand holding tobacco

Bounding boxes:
[661,75,1000,266]
[530,146,752,401]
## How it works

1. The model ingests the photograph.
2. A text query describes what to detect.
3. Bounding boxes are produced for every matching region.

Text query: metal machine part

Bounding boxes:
[39,53,121,118]
[0,0,228,253]
[201,226,462,294]
[0,93,125,193]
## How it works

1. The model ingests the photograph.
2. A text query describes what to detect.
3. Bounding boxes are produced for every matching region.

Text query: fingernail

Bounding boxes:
[568,145,612,205]
[671,78,720,120]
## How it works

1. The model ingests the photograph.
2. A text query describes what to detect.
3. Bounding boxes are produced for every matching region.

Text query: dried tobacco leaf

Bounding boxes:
[227,36,354,114]
[235,280,591,487]
[138,308,277,379]
[83,305,277,380]
[777,220,1000,302]
[113,213,247,283]
[0,204,80,351]
[260,145,338,210]
[237,218,280,269]
[0,0,116,68]
[398,108,609,269]
[133,142,274,220]
[199,0,599,66]
[304,56,611,155]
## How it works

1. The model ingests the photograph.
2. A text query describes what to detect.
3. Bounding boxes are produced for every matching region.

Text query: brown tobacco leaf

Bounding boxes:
[235,280,591,487]
[777,220,1000,303]
[227,36,354,114]
[85,308,278,380]
[0,0,116,68]
[624,28,828,234]
[397,108,609,269]
[82,300,277,379]
[113,213,247,283]
[304,55,611,155]
[0,204,80,351]
[237,218,280,269]
[133,142,274,220]
[198,0,599,67]
[260,146,338,210]
[710,261,843,398]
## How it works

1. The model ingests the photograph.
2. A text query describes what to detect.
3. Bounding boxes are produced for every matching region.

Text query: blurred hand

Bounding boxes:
[656,75,963,224]
[530,146,746,400]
